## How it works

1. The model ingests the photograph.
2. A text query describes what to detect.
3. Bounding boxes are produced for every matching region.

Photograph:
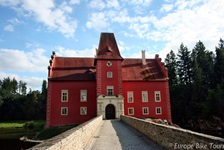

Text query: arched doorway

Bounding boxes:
[105,104,115,119]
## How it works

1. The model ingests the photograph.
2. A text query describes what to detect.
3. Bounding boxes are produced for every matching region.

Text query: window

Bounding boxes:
[127,92,134,103]
[61,107,68,115]
[156,107,162,115]
[142,91,148,102]
[80,90,87,102]
[80,107,87,115]
[61,90,68,102]
[155,91,161,102]
[143,107,149,115]
[107,86,114,96]
[128,108,134,115]
[107,72,113,78]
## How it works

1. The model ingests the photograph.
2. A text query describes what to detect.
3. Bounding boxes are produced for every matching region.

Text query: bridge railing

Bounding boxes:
[29,115,103,150]
[121,115,224,150]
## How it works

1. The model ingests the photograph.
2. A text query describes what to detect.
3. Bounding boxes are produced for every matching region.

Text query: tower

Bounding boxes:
[94,33,124,119]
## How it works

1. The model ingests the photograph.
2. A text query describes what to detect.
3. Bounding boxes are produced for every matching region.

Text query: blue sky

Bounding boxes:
[0,0,224,91]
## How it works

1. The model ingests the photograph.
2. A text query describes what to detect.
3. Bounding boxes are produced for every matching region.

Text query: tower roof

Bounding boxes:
[95,33,123,60]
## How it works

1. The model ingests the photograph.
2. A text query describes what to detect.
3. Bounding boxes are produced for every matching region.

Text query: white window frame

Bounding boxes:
[107,72,113,78]
[127,91,134,103]
[142,91,148,102]
[61,90,68,102]
[107,86,114,96]
[142,107,149,115]
[156,107,162,115]
[61,107,68,115]
[80,90,87,102]
[80,107,87,115]
[154,91,161,102]
[128,107,134,115]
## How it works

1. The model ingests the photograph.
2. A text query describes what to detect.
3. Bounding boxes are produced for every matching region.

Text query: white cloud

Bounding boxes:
[69,0,80,5]
[152,0,224,55]
[8,18,23,25]
[56,45,97,57]
[111,0,224,60]
[0,0,78,38]
[129,23,149,38]
[88,0,106,10]
[4,24,14,32]
[121,0,152,6]
[86,12,109,31]
[0,0,20,6]
[88,0,120,10]
[0,48,48,73]
[160,4,174,12]
[0,72,45,91]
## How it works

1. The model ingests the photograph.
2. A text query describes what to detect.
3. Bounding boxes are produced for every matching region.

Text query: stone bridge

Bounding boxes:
[29,115,224,150]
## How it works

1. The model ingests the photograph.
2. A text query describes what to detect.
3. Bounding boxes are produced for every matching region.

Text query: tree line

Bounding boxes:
[165,39,224,127]
[0,77,47,120]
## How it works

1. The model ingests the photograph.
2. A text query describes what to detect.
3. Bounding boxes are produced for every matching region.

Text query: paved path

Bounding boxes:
[86,120,165,150]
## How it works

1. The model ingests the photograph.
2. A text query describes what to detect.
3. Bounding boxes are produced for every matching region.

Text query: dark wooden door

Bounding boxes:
[106,104,115,119]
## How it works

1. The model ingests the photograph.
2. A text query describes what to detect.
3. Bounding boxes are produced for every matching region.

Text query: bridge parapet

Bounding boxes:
[29,115,103,150]
[121,115,224,150]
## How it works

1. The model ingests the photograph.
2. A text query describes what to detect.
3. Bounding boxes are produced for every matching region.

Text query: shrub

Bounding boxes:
[23,121,34,129]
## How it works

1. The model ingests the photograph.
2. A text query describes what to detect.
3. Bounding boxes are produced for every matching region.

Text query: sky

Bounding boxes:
[0,0,224,91]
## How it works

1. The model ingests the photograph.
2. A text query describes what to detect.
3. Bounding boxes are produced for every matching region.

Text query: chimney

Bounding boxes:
[95,48,98,57]
[141,50,146,65]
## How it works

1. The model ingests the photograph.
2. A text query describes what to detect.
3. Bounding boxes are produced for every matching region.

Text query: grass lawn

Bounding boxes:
[35,124,78,140]
[0,120,46,129]
[0,120,78,140]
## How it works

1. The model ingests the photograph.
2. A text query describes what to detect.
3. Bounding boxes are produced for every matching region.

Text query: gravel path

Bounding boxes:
[86,120,165,150]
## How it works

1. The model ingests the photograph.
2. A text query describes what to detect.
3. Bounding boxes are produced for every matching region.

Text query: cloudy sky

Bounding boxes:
[0,0,224,91]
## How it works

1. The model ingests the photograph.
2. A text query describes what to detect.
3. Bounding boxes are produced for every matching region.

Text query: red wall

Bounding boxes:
[122,81,171,122]
[48,81,97,127]
[96,60,122,96]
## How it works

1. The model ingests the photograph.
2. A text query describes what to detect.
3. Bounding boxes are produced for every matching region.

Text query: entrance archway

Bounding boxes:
[105,104,115,119]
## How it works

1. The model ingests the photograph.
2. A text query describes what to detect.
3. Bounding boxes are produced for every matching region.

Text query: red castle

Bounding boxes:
[46,33,172,127]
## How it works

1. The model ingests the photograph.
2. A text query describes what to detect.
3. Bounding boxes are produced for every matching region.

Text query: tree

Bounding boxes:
[21,82,27,95]
[41,80,47,97]
[18,80,27,95]
[192,41,214,88]
[177,43,192,85]
[214,38,224,85]
[39,80,47,119]
[11,78,18,94]
[165,50,178,86]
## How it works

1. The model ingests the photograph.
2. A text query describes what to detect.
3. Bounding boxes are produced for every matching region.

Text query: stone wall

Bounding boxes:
[29,115,103,150]
[121,115,224,150]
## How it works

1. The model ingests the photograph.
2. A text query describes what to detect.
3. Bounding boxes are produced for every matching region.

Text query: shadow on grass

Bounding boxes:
[35,124,78,140]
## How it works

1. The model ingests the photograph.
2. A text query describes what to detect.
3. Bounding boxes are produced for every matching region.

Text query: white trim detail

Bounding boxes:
[128,107,134,115]
[154,91,161,102]
[61,90,68,102]
[142,107,149,115]
[61,107,68,115]
[156,107,162,115]
[107,86,114,96]
[97,94,124,119]
[80,107,87,115]
[142,91,148,102]
[80,90,87,102]
[127,91,134,103]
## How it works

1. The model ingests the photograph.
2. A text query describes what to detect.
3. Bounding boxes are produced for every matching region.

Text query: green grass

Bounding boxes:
[35,125,78,140]
[0,120,45,129]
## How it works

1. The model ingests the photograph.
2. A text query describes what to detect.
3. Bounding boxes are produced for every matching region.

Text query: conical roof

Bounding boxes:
[96,33,123,60]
